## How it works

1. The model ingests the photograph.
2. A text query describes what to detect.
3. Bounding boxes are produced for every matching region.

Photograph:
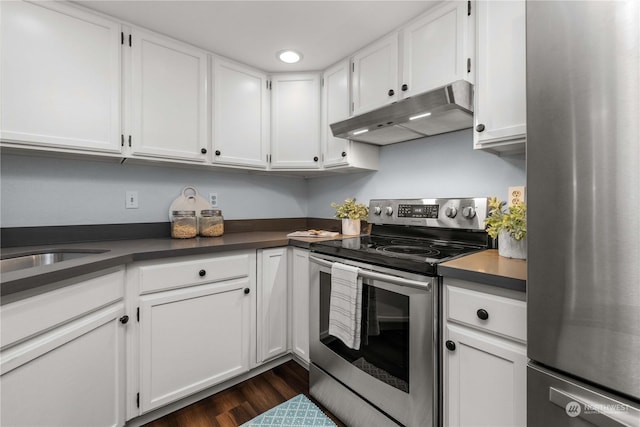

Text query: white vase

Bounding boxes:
[341,219,361,236]
[498,230,527,259]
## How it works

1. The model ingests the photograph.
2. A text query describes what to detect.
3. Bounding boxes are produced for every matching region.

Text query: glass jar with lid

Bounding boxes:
[199,209,224,237]
[171,210,197,239]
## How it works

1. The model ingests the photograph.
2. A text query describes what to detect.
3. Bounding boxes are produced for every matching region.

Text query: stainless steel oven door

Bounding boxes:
[309,253,439,427]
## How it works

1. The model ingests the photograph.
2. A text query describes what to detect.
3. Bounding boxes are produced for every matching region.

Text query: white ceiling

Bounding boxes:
[73,1,439,72]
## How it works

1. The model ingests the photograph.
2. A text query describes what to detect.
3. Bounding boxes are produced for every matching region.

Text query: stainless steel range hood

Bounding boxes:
[330,80,473,145]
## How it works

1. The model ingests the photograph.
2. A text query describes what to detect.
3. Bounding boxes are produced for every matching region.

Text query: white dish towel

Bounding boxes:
[328,262,363,350]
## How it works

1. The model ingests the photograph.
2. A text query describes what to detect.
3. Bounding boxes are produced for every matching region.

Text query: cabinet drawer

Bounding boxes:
[138,252,251,294]
[1,268,124,349]
[446,285,526,342]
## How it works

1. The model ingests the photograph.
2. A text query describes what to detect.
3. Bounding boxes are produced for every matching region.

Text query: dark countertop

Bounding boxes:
[2,234,525,302]
[439,249,527,292]
[0,232,339,301]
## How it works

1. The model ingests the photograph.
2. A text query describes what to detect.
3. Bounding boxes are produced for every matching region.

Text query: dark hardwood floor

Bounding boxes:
[143,361,346,427]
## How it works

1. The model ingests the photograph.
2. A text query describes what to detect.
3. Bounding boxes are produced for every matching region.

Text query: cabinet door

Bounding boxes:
[213,58,269,169]
[444,324,527,427]
[130,29,208,161]
[1,303,126,427]
[473,0,526,150]
[352,32,399,115]
[139,279,252,412]
[290,248,310,363]
[257,248,288,362]
[270,74,321,169]
[402,1,471,97]
[0,1,121,153]
[322,60,351,168]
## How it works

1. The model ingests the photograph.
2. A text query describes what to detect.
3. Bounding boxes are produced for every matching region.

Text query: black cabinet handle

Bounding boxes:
[476,124,486,132]
[244,288,250,294]
[445,340,456,351]
[199,269,206,277]
[313,156,319,162]
[215,150,221,156]
[388,89,395,96]
[119,315,129,324]
[477,309,489,320]
[401,84,408,91]
[201,148,207,154]
[341,151,347,157]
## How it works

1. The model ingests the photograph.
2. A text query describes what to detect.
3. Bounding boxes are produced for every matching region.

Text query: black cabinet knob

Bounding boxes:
[341,151,347,157]
[401,84,408,91]
[477,309,489,320]
[244,288,250,294]
[215,150,221,156]
[313,156,319,162]
[201,148,207,154]
[388,89,395,96]
[119,315,129,324]
[199,269,206,277]
[445,340,456,351]
[476,124,486,132]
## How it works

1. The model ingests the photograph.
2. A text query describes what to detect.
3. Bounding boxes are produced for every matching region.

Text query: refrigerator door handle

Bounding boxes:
[549,387,636,427]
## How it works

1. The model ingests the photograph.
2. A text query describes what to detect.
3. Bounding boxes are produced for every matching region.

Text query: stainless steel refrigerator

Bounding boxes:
[527,1,640,426]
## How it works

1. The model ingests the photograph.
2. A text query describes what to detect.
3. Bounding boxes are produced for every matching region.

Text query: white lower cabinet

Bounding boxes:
[443,279,527,427]
[130,251,256,414]
[290,248,310,363]
[138,278,253,412]
[0,269,127,427]
[257,247,289,362]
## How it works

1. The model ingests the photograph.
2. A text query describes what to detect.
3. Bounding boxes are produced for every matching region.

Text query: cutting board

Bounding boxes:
[169,186,211,220]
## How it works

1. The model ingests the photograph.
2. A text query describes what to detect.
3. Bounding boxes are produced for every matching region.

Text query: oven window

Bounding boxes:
[319,271,410,392]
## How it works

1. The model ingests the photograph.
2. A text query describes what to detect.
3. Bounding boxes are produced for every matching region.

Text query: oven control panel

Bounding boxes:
[368,198,489,230]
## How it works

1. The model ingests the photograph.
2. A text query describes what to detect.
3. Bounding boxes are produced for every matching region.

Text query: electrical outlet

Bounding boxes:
[508,186,526,206]
[126,191,139,209]
[209,192,218,208]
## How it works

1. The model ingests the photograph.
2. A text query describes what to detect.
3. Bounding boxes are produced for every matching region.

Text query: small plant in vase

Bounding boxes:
[485,197,527,259]
[331,198,369,236]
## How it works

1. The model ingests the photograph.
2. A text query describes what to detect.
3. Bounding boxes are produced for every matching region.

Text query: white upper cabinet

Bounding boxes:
[351,33,399,115]
[129,28,208,162]
[402,0,472,97]
[212,58,269,169]
[322,60,351,167]
[322,60,380,171]
[270,73,321,169]
[473,0,526,153]
[351,2,472,115]
[0,1,121,154]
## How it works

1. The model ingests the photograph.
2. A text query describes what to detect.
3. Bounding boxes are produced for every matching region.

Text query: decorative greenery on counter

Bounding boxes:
[331,198,369,220]
[485,196,527,241]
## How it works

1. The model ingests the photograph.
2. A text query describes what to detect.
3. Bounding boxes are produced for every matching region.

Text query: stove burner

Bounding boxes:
[376,245,441,258]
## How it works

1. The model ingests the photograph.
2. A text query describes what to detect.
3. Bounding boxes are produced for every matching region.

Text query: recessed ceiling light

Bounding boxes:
[277,50,303,64]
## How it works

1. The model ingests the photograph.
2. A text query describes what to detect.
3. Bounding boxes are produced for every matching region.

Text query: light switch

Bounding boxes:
[126,191,139,209]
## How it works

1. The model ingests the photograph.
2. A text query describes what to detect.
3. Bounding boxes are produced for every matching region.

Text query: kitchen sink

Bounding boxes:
[0,249,108,274]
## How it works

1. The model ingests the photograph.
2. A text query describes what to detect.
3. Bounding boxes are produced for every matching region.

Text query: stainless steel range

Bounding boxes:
[309,198,491,427]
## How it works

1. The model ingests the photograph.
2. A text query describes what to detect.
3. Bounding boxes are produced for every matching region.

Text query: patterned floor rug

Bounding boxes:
[241,394,337,427]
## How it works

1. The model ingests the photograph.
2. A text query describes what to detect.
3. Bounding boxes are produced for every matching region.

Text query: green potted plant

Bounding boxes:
[331,198,369,236]
[485,196,527,259]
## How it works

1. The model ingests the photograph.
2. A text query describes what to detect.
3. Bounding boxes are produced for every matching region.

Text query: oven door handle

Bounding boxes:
[309,256,432,291]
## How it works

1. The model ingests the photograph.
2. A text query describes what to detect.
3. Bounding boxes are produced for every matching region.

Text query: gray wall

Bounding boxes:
[308,130,526,217]
[0,130,525,227]
[0,154,308,227]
